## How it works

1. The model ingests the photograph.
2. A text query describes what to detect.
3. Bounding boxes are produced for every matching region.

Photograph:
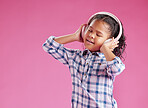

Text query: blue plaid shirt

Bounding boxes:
[42,36,125,108]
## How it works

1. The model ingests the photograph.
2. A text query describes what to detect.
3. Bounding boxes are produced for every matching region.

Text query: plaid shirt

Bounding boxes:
[42,36,125,108]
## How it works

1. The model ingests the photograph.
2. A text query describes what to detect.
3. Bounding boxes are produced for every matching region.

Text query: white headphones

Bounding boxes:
[88,11,122,43]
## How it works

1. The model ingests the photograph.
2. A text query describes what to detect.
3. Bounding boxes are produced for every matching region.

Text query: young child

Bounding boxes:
[42,11,126,108]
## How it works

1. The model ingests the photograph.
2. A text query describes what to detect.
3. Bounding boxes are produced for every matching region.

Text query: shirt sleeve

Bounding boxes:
[106,56,125,77]
[42,36,76,66]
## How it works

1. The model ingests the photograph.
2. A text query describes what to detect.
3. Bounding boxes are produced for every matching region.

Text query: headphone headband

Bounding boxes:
[88,12,122,41]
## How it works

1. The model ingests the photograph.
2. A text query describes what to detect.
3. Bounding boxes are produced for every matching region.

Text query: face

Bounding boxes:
[83,19,111,52]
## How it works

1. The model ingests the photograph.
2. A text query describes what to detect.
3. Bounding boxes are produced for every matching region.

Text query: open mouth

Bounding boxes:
[86,39,94,44]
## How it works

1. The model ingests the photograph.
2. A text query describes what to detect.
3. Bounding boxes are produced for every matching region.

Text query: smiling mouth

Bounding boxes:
[86,39,94,44]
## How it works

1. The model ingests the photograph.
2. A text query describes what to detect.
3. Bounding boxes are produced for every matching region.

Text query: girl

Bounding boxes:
[42,11,126,108]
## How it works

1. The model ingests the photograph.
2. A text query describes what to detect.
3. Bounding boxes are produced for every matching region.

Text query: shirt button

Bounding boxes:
[86,63,89,65]
[99,63,101,65]
[84,73,86,76]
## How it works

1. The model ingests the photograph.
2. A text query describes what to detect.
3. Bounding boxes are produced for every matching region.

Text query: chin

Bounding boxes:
[84,45,100,52]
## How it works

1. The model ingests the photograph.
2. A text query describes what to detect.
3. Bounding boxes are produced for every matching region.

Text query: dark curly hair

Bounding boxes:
[87,14,127,60]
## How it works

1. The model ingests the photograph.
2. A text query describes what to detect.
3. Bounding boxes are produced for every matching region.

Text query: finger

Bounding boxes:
[112,37,114,42]
[112,41,119,46]
[81,24,87,32]
[112,45,119,50]
[82,24,87,27]
[111,37,115,44]
[80,24,85,29]
[111,48,114,51]
[80,24,84,29]
[115,45,119,47]
[81,24,85,26]
[115,41,119,44]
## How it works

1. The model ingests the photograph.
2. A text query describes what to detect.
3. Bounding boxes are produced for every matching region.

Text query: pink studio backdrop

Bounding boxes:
[0,0,148,108]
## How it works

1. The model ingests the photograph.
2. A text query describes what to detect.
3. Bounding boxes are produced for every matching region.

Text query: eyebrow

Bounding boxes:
[90,26,103,34]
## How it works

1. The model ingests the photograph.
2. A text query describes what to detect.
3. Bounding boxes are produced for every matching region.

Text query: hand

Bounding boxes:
[100,37,119,52]
[73,24,87,42]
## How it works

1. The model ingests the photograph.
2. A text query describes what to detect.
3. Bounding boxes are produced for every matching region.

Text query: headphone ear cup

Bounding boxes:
[81,24,88,39]
[104,38,112,43]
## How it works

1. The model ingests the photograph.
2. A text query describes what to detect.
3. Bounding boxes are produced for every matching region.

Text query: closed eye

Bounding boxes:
[89,29,101,37]
[96,34,101,37]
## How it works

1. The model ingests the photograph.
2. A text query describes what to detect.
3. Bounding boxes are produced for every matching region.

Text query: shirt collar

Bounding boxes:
[82,49,104,57]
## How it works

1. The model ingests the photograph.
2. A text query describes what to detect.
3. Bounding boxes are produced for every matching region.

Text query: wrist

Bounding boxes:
[100,44,116,61]
[72,33,78,41]
[67,33,77,42]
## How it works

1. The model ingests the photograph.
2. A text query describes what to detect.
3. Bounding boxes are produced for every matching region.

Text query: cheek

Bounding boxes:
[83,32,89,41]
[95,38,104,43]
[94,38,106,47]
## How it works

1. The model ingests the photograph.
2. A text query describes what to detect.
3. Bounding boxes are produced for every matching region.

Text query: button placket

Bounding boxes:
[84,55,92,81]
[82,72,88,81]
[85,54,92,65]
[82,53,93,82]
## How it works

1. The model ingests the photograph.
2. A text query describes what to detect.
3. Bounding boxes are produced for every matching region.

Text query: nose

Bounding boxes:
[89,33,95,39]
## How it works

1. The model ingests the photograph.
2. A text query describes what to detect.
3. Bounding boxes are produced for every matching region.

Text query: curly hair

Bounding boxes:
[87,14,127,60]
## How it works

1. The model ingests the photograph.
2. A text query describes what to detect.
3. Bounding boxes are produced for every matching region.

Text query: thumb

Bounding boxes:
[111,37,115,45]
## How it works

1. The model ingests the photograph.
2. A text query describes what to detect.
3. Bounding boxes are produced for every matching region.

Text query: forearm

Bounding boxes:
[100,45,116,61]
[54,33,77,44]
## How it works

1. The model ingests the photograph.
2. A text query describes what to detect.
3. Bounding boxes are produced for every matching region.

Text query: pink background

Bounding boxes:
[0,0,148,108]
